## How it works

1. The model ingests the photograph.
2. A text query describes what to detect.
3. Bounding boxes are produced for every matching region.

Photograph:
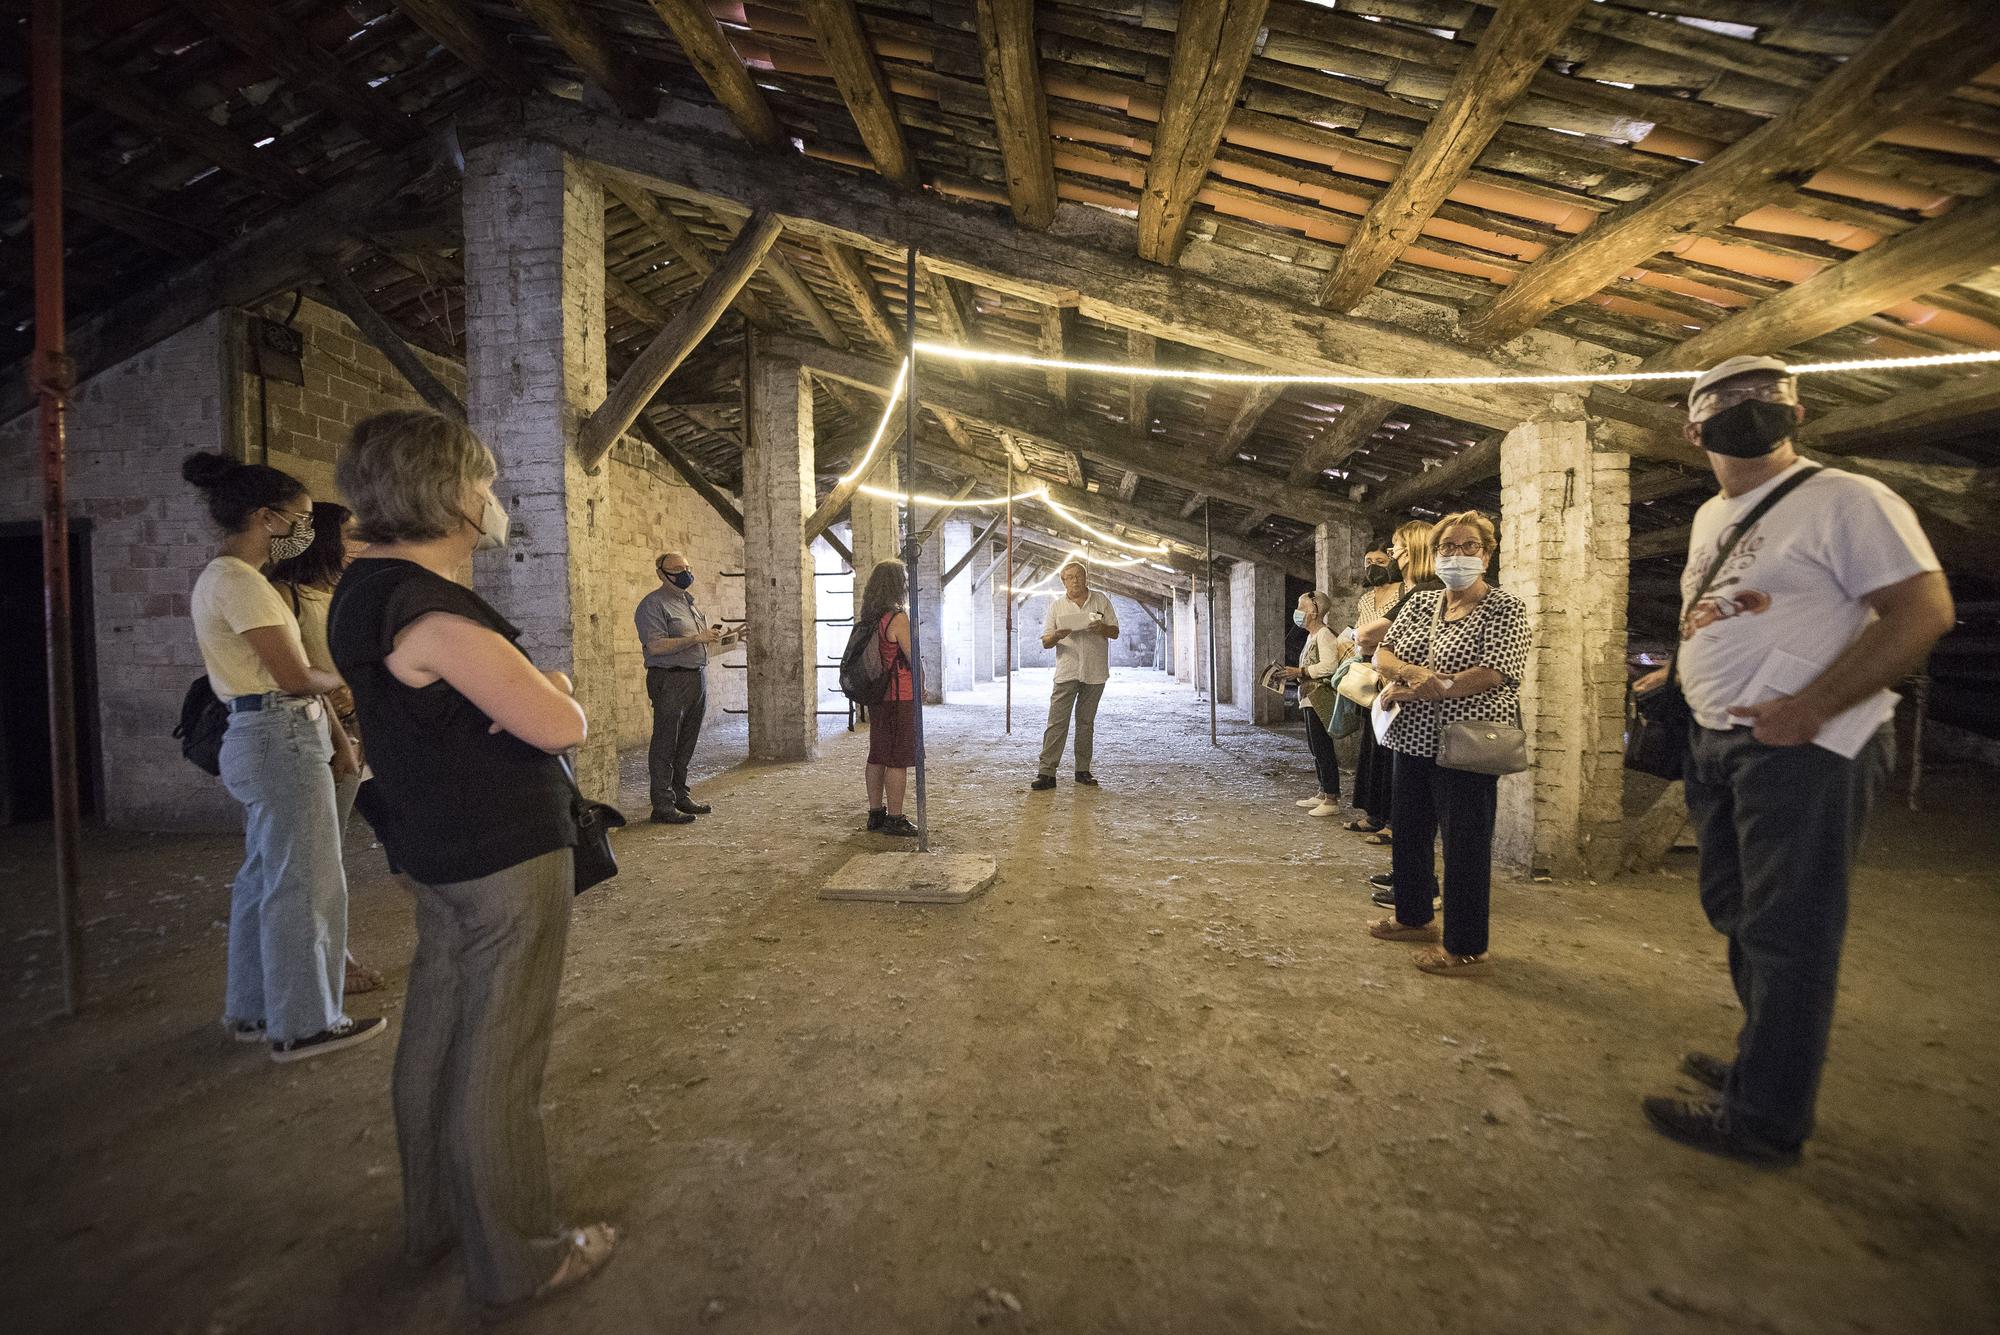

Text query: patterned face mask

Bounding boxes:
[269,513,314,562]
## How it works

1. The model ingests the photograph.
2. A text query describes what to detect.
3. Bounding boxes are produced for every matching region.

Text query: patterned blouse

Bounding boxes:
[1378,587,1532,758]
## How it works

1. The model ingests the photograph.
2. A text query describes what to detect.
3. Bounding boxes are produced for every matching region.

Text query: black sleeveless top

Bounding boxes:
[328,558,576,885]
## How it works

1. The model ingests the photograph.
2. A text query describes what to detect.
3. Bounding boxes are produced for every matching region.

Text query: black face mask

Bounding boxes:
[1698,399,1796,459]
[1363,561,1399,588]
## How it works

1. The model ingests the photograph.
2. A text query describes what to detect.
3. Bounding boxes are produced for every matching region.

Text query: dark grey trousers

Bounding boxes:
[393,848,575,1304]
[1684,724,1893,1150]
[646,666,706,810]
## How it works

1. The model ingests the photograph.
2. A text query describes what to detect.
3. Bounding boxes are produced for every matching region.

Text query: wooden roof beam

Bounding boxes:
[1137,0,1271,266]
[1801,371,2000,454]
[315,261,465,421]
[1315,0,1585,313]
[922,266,980,385]
[1126,331,1156,442]
[179,0,421,150]
[598,174,782,328]
[1287,395,1395,486]
[646,0,786,146]
[1469,0,2000,346]
[1644,190,2000,375]
[1209,383,1285,466]
[974,0,1056,229]
[1369,434,1502,515]
[1038,304,1072,406]
[817,241,900,351]
[801,0,918,187]
[515,0,660,119]
[393,0,537,96]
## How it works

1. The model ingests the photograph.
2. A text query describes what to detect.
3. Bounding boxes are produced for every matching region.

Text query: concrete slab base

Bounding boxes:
[820,852,998,904]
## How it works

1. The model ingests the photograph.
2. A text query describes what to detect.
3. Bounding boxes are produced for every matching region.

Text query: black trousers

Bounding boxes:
[645,667,705,809]
[1684,724,1892,1149]
[1302,707,1340,797]
[1389,750,1498,957]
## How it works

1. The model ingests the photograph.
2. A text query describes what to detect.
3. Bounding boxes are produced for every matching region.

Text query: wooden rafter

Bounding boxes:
[1287,396,1395,486]
[179,0,419,150]
[1118,471,1141,501]
[599,174,782,328]
[921,265,979,384]
[0,143,217,257]
[1209,383,1284,466]
[817,241,900,350]
[1126,330,1156,442]
[801,0,917,187]
[1136,0,1271,266]
[1802,371,2000,453]
[757,240,851,350]
[515,0,659,119]
[646,0,786,147]
[1314,0,1585,312]
[974,0,1057,230]
[1037,304,1071,405]
[1470,0,2000,345]
[393,0,537,95]
[1369,435,1502,515]
[1645,191,2000,374]
[316,261,465,421]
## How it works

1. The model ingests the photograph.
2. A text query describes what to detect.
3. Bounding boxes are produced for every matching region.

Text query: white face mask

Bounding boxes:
[1435,555,1486,590]
[473,492,509,550]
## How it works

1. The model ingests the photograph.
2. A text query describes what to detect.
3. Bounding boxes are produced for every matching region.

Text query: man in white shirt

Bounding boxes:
[1636,355,1954,1165]
[1031,560,1120,791]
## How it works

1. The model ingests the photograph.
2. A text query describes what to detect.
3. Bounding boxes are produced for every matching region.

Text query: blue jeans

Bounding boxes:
[1684,724,1893,1149]
[219,700,349,1042]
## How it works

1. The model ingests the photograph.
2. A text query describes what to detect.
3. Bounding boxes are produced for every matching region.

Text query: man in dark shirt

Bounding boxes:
[636,551,720,824]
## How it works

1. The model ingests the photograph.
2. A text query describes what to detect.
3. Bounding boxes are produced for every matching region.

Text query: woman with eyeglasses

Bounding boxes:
[1366,511,1530,977]
[183,452,383,1062]
[1347,520,1439,844]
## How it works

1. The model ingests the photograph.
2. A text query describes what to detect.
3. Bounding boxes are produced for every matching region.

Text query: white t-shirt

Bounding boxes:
[191,556,306,701]
[1299,625,1344,679]
[1676,462,1939,755]
[1043,590,1119,685]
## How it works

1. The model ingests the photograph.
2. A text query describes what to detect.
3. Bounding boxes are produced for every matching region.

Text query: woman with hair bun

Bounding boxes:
[183,452,383,1063]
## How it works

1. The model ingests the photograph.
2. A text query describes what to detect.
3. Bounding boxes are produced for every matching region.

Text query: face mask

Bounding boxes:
[473,494,509,550]
[1363,561,1398,588]
[1435,555,1485,591]
[668,569,694,590]
[1292,609,1308,629]
[1698,399,1796,459]
[268,514,314,562]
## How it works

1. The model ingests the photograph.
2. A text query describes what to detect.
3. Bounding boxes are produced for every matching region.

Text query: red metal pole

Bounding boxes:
[33,0,84,1016]
[1004,461,1014,734]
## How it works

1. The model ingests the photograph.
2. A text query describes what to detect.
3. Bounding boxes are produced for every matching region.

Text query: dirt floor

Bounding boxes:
[3,668,1997,1334]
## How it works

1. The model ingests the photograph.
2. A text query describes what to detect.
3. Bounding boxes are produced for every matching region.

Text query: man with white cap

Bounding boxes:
[1634,354,1954,1164]
[1030,557,1120,791]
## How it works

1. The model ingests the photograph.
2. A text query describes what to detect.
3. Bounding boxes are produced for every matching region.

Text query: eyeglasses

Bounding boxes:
[1691,382,1793,420]
[1437,541,1487,557]
[269,507,312,524]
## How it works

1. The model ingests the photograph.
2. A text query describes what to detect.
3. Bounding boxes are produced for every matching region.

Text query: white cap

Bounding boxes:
[1689,355,1793,409]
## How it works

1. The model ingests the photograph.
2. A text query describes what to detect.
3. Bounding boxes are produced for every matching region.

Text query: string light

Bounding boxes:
[1038,494,1171,554]
[855,481,1048,507]
[835,356,909,486]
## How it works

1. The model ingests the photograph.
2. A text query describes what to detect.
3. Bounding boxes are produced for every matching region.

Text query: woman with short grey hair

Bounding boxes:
[329,409,617,1313]
[1278,589,1349,816]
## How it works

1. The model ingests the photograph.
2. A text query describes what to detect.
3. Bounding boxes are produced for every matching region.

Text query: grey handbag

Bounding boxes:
[1424,594,1529,776]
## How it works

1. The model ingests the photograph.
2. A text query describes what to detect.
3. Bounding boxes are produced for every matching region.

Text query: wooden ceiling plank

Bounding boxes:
[974,0,1057,229]
[1137,0,1272,266]
[179,0,420,149]
[802,0,918,186]
[646,0,786,146]
[393,0,537,95]
[1470,0,2000,345]
[922,265,980,385]
[1370,433,1502,515]
[1209,382,1286,466]
[817,240,901,350]
[1287,394,1395,485]
[1315,0,1586,312]
[515,0,660,118]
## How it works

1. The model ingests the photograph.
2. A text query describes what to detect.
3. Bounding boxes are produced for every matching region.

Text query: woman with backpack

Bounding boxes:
[857,559,918,837]
[183,452,383,1063]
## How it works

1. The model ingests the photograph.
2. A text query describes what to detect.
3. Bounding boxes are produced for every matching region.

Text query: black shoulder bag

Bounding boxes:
[560,754,627,895]
[1624,466,1820,780]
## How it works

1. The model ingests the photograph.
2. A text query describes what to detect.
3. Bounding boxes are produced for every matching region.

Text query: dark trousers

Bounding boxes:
[1684,724,1892,1149]
[646,667,705,810]
[1302,707,1340,797]
[1389,750,1498,957]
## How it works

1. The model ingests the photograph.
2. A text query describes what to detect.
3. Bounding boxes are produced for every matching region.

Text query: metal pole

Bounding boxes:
[1004,461,1014,734]
[1908,672,1929,812]
[901,247,928,852]
[1206,500,1218,747]
[34,0,83,1016]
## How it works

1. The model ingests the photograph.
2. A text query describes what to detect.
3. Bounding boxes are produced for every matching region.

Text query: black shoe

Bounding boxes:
[1369,872,1394,890]
[1681,1051,1732,1093]
[880,815,920,837]
[1075,772,1099,787]
[673,791,710,815]
[225,1018,267,1044]
[1641,1096,1799,1166]
[650,807,695,825]
[1029,775,1056,791]
[1372,885,1442,910]
[867,807,887,831]
[271,1016,387,1064]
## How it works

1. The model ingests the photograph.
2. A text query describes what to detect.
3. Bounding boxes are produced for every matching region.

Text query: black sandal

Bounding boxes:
[1344,818,1386,833]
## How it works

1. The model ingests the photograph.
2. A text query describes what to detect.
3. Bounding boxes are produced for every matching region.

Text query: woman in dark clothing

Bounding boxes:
[328,410,615,1314]
[1349,520,1439,838]
[857,558,918,836]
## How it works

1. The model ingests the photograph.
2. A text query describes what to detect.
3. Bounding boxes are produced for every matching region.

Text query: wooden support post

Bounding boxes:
[630,414,744,534]
[941,512,1005,587]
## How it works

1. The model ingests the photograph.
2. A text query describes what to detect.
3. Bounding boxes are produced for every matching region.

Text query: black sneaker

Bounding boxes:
[1029,775,1056,791]
[1681,1051,1732,1093]
[1075,772,1099,787]
[225,1019,266,1044]
[866,807,887,831]
[650,807,695,825]
[1372,885,1442,910]
[1369,872,1394,890]
[1641,1096,1798,1165]
[271,1015,387,1064]
[880,815,920,837]
[673,791,711,815]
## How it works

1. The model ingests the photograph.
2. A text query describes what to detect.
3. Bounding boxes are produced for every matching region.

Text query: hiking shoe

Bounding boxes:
[1681,1051,1732,1093]
[225,1019,267,1044]
[880,815,920,837]
[1075,772,1099,787]
[1641,1096,1798,1166]
[650,807,695,825]
[673,791,710,815]
[1029,775,1056,791]
[867,807,887,831]
[271,1016,387,1064]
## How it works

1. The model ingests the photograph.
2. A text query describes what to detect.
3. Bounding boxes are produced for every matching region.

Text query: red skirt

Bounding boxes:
[867,698,916,768]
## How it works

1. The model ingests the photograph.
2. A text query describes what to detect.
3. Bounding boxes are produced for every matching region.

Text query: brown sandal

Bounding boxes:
[1368,916,1439,943]
[1413,947,1490,976]
[481,1223,618,1322]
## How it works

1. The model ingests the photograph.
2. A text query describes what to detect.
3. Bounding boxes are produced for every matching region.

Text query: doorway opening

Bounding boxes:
[0,521,101,824]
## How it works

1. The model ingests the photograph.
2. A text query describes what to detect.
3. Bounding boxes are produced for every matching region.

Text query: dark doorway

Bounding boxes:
[0,522,101,824]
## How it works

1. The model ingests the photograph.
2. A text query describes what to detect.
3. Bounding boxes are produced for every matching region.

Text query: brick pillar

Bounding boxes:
[991,557,1012,678]
[915,512,946,704]
[463,141,619,799]
[744,353,818,761]
[1497,401,1631,877]
[971,541,995,681]
[942,520,976,691]
[1230,562,1286,724]
[848,452,899,591]
[1315,517,1373,624]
